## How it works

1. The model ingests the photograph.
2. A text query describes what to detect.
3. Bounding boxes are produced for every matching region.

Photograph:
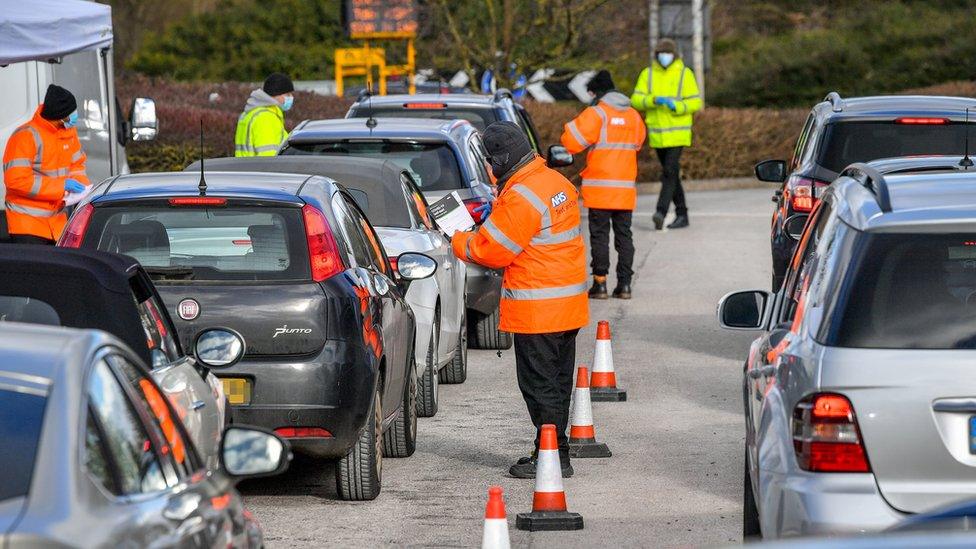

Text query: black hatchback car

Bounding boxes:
[755,92,976,289]
[60,170,430,500]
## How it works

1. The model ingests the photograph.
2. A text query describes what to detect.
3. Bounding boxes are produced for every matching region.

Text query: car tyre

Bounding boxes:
[417,316,439,417]
[383,356,418,458]
[470,307,512,350]
[336,386,383,501]
[440,310,468,384]
[743,445,762,540]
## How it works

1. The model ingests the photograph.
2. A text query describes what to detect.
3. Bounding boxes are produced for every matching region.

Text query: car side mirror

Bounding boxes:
[718,290,770,330]
[395,252,437,281]
[129,97,158,142]
[220,426,291,480]
[784,214,809,241]
[547,145,574,168]
[194,328,245,368]
[755,159,787,183]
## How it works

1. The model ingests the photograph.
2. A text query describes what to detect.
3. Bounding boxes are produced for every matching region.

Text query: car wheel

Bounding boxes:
[469,307,513,350]
[336,386,383,501]
[440,309,468,384]
[743,445,762,539]
[383,357,417,458]
[417,315,439,417]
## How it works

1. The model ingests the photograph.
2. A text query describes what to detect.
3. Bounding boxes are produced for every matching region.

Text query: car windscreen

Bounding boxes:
[817,121,971,173]
[349,106,498,131]
[85,205,310,282]
[282,142,465,191]
[0,388,47,501]
[833,233,976,349]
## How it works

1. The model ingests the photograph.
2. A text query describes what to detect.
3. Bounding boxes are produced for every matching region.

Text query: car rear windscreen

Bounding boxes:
[817,121,972,173]
[0,388,46,501]
[349,105,499,131]
[283,142,465,191]
[86,206,310,281]
[834,234,976,349]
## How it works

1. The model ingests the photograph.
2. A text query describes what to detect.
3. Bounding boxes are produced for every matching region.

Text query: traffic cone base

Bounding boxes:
[590,386,627,402]
[570,439,612,458]
[515,511,584,531]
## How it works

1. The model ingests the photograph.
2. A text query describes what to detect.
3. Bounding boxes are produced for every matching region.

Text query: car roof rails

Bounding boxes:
[356,88,372,102]
[824,91,844,112]
[494,88,514,101]
[842,162,892,212]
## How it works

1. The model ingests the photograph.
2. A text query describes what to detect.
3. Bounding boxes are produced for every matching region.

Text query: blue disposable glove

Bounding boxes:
[654,96,677,112]
[472,201,492,222]
[64,179,86,194]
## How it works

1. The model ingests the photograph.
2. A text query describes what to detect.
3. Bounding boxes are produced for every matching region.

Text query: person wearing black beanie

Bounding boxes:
[2,84,89,244]
[235,72,295,157]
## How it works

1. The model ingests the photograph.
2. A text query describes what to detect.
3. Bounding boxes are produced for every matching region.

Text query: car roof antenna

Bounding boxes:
[198,118,208,195]
[961,107,975,169]
[365,78,377,134]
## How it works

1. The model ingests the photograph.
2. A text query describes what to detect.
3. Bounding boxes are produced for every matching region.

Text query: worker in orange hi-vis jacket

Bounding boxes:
[2,85,89,244]
[561,70,646,300]
[452,121,588,481]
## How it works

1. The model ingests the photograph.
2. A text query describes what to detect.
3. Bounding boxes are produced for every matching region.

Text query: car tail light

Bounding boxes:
[793,393,870,473]
[302,204,344,282]
[896,117,949,125]
[787,176,827,213]
[388,256,398,271]
[57,203,94,248]
[462,197,490,223]
[168,197,227,206]
[404,102,447,109]
[275,427,333,438]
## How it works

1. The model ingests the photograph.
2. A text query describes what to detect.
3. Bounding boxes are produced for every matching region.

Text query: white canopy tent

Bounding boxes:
[0,0,113,65]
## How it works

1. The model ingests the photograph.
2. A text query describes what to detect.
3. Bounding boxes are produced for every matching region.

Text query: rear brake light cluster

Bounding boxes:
[793,393,870,473]
[787,176,826,213]
[274,427,333,438]
[462,197,490,223]
[302,205,344,282]
[57,203,94,248]
[896,117,949,125]
[168,197,227,206]
[388,256,398,272]
[404,102,447,109]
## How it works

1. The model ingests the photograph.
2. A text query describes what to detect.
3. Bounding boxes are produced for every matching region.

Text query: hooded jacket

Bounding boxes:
[234,89,288,157]
[561,91,646,210]
[630,58,702,148]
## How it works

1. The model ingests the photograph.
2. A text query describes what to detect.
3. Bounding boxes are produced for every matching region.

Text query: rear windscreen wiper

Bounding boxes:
[143,266,195,280]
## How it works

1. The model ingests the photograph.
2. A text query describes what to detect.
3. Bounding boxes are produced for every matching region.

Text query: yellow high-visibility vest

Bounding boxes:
[631,59,702,148]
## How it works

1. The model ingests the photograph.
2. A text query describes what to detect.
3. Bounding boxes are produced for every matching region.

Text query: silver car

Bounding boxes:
[0,322,288,548]
[720,156,976,539]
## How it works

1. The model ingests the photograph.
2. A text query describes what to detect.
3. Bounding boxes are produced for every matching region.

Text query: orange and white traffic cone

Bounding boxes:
[515,424,584,531]
[482,486,511,549]
[569,366,612,458]
[590,320,627,402]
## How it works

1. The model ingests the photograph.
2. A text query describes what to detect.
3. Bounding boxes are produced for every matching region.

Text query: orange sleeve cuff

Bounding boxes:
[451,231,474,262]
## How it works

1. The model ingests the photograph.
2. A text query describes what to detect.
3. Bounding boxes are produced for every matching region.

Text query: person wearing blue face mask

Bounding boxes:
[2,84,89,244]
[631,38,702,230]
[235,72,294,157]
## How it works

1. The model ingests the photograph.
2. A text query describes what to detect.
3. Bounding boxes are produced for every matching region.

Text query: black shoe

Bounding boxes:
[588,277,609,299]
[652,212,665,231]
[508,455,574,478]
[667,215,689,229]
[612,284,632,299]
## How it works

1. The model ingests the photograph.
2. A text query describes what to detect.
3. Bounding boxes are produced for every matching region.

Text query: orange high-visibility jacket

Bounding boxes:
[452,156,589,334]
[560,92,646,211]
[2,106,88,240]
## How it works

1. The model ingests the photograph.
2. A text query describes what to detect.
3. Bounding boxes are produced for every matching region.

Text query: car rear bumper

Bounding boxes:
[217,340,376,459]
[761,469,904,538]
[465,263,502,315]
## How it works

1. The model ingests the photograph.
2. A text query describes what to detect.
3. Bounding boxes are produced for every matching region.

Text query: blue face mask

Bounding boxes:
[63,110,79,129]
[657,52,675,68]
[281,95,294,112]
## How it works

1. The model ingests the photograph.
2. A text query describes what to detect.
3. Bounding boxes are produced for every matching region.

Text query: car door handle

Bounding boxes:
[191,400,206,411]
[933,399,976,413]
[748,365,775,379]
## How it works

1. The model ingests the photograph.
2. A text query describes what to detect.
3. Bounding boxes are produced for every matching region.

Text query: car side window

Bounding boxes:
[331,194,376,270]
[468,135,492,185]
[129,273,182,367]
[111,354,195,479]
[85,358,168,495]
[782,201,833,323]
[514,105,542,152]
[345,196,390,276]
[401,174,434,230]
[789,113,815,171]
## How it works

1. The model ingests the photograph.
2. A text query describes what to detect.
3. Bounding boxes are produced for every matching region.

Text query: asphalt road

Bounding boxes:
[241,188,773,548]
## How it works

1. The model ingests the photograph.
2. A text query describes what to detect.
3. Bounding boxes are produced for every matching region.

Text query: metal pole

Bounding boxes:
[648,0,659,69]
[692,0,705,100]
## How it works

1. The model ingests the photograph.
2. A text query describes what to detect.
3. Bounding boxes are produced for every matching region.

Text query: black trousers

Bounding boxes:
[655,146,688,217]
[514,329,579,461]
[588,209,634,284]
[8,234,54,245]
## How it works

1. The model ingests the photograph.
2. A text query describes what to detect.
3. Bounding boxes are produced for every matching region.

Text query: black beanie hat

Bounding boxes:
[41,85,77,121]
[263,72,294,97]
[482,121,533,179]
[586,70,615,97]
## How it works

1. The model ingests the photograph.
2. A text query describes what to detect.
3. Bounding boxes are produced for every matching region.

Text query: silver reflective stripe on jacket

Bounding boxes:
[566,120,589,147]
[5,202,60,218]
[502,281,589,300]
[581,178,636,188]
[509,184,581,246]
[591,104,639,152]
[483,218,523,255]
[531,225,581,245]
[593,142,640,150]
[648,126,692,134]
